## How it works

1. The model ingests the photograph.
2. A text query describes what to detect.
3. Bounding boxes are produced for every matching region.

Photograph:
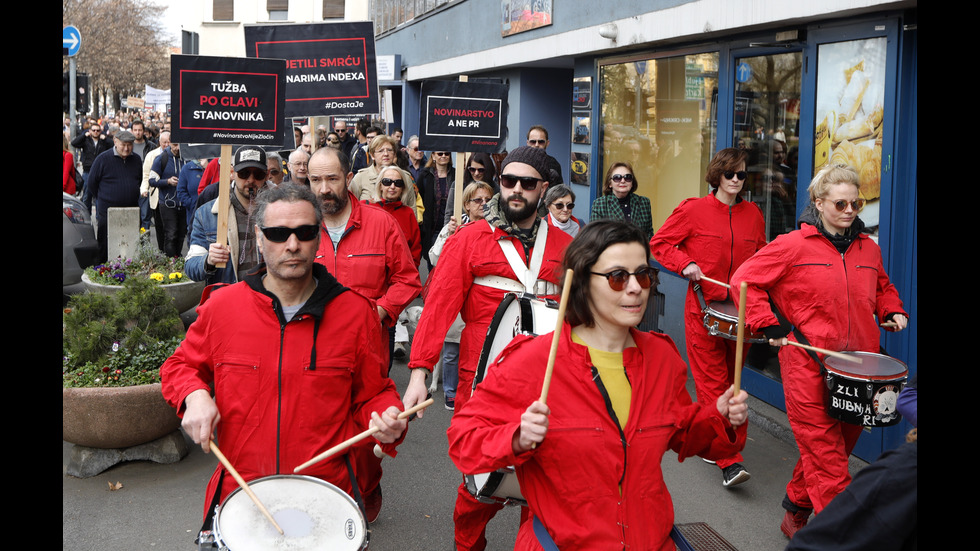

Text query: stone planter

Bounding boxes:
[81,273,205,313]
[62,383,181,449]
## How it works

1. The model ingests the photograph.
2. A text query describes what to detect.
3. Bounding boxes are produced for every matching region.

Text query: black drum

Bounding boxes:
[824,351,908,427]
[464,293,558,506]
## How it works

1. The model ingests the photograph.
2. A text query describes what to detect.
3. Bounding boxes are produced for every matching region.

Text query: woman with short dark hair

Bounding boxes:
[449,219,748,550]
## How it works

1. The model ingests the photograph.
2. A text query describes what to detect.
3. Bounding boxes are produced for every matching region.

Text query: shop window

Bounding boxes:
[733,52,803,241]
[598,53,719,230]
[814,37,887,237]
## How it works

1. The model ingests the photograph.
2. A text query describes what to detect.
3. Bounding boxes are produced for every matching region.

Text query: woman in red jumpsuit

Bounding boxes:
[730,164,908,539]
[650,147,766,487]
[448,220,749,551]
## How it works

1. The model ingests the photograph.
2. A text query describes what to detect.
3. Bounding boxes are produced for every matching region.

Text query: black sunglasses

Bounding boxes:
[468,166,485,173]
[551,202,574,210]
[591,267,657,291]
[500,174,541,191]
[828,198,866,212]
[237,168,268,180]
[380,178,404,188]
[260,225,320,243]
[723,171,747,181]
[610,173,634,183]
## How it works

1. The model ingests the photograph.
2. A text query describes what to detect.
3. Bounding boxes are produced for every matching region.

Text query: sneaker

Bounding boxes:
[393,342,407,359]
[721,463,750,487]
[364,485,382,524]
[780,509,811,538]
[445,398,455,411]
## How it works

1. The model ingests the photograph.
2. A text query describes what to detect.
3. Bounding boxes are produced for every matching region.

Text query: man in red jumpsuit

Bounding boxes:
[160,183,407,542]
[402,146,573,551]
[308,146,422,523]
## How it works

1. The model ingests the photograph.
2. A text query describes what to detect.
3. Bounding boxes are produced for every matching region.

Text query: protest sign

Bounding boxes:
[419,79,508,153]
[244,22,379,118]
[170,54,286,147]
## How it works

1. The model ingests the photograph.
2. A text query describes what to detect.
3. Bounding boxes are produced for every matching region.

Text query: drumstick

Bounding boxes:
[209,441,284,535]
[293,398,435,473]
[531,269,574,450]
[879,321,899,328]
[733,281,747,395]
[699,275,731,289]
[782,340,863,364]
[539,269,574,405]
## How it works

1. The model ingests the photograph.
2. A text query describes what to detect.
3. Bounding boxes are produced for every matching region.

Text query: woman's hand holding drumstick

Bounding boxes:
[522,269,574,452]
[683,263,731,289]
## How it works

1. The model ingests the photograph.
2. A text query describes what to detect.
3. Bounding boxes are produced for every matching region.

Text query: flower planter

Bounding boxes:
[81,273,205,313]
[62,383,181,449]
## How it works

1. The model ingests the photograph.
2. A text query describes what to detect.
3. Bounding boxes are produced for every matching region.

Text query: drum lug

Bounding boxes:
[196,530,218,550]
[865,382,875,400]
[825,373,834,391]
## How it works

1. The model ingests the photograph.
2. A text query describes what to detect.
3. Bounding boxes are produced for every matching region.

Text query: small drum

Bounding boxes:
[465,293,559,507]
[702,300,766,344]
[210,475,367,550]
[824,352,908,428]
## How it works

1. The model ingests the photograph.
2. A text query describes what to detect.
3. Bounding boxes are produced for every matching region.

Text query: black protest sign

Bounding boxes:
[171,55,287,146]
[244,22,379,118]
[420,80,509,153]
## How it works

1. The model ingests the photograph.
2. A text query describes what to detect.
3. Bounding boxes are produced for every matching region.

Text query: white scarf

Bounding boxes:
[549,212,579,238]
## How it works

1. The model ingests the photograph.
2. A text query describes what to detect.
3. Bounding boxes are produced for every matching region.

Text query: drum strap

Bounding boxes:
[478,219,557,296]
[532,515,560,551]
[694,284,708,311]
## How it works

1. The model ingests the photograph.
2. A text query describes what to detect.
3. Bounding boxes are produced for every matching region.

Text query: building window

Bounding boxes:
[268,0,288,20]
[598,52,719,230]
[213,0,233,21]
[323,0,344,19]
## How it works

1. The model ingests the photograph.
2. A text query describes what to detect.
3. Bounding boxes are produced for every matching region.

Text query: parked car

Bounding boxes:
[64,192,97,286]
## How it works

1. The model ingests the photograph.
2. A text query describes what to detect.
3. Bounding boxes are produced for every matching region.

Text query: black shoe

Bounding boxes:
[445,398,455,411]
[722,463,750,487]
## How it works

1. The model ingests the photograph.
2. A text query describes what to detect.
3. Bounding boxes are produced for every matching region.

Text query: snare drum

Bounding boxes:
[211,475,367,551]
[824,352,908,428]
[465,293,558,506]
[702,300,766,344]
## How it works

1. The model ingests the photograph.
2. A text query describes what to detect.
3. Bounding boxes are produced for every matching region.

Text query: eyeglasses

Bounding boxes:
[551,202,574,210]
[260,225,320,243]
[335,128,347,134]
[434,152,450,157]
[237,168,269,180]
[500,174,542,191]
[289,161,309,168]
[468,167,485,174]
[375,147,394,155]
[380,178,404,188]
[723,171,747,181]
[466,197,487,205]
[591,267,657,291]
[610,173,634,183]
[826,198,866,212]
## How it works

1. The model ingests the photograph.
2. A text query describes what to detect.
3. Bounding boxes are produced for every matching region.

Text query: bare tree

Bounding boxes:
[63,0,174,117]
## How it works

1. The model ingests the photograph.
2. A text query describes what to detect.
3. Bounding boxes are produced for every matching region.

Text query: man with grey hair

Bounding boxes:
[161,182,408,543]
[87,129,143,263]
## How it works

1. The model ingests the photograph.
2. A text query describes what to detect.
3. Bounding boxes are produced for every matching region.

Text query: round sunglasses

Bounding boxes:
[591,267,657,291]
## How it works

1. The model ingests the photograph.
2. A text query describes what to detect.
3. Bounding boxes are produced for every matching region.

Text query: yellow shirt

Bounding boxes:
[572,331,631,430]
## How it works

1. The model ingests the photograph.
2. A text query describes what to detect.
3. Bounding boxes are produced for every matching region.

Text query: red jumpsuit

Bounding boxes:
[650,193,766,469]
[315,193,422,502]
[731,223,906,512]
[408,217,572,551]
[448,324,747,550]
[365,199,422,267]
[160,265,405,515]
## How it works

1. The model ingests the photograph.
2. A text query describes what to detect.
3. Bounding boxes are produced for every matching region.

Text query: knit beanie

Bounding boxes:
[500,146,554,182]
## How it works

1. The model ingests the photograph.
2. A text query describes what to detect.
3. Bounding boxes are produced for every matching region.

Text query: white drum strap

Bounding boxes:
[475,220,556,295]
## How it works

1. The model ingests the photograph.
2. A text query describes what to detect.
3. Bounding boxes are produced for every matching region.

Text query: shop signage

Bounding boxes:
[244,21,379,117]
[420,79,509,153]
[170,54,287,146]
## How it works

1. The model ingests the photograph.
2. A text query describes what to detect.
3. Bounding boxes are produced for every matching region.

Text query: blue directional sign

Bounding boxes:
[64,26,81,57]
[736,61,752,84]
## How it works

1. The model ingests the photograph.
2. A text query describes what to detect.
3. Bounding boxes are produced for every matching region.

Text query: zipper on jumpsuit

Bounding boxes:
[589,364,630,550]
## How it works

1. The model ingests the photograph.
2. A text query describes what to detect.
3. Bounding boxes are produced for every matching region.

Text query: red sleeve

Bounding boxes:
[376,213,422,324]
[730,235,794,332]
[199,158,221,194]
[63,151,76,195]
[649,199,695,273]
